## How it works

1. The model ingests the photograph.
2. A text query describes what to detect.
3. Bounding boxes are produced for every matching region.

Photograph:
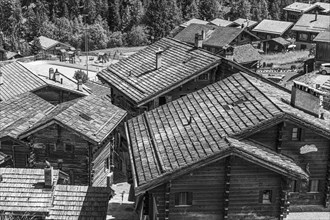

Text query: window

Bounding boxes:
[309,180,319,192]
[104,157,110,170]
[197,73,209,81]
[292,128,301,141]
[175,192,193,206]
[301,44,307,50]
[159,97,166,106]
[299,33,308,41]
[290,180,299,192]
[260,190,272,204]
[65,143,74,152]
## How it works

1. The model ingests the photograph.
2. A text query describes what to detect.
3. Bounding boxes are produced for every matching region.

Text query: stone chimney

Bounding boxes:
[44,166,54,188]
[315,11,318,21]
[291,81,325,117]
[0,70,3,85]
[49,68,54,80]
[77,79,83,91]
[156,48,163,69]
[54,69,60,82]
[194,33,203,48]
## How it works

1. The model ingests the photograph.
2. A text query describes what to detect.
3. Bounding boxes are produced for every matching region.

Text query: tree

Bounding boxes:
[73,69,88,83]
[121,5,132,32]
[259,0,269,20]
[85,23,109,50]
[183,0,199,20]
[131,0,144,25]
[126,25,150,46]
[270,0,281,20]
[199,0,219,20]
[108,0,121,31]
[238,0,251,19]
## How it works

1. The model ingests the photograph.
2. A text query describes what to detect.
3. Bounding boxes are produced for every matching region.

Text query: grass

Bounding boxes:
[260,50,310,69]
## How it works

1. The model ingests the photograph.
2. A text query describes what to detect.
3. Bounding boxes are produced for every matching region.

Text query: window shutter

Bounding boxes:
[187,192,193,205]
[175,193,179,205]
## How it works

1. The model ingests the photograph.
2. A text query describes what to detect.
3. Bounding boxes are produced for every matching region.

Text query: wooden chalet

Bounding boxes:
[284,2,325,22]
[174,23,259,55]
[126,73,330,219]
[0,92,127,186]
[313,31,330,66]
[252,19,294,40]
[0,62,89,103]
[31,36,74,55]
[0,168,112,219]
[262,37,292,53]
[291,13,330,50]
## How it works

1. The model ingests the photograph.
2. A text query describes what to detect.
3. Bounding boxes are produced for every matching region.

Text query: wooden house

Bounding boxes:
[126,73,330,220]
[174,23,259,55]
[252,20,294,40]
[262,37,292,53]
[209,18,234,27]
[0,168,112,219]
[31,36,74,56]
[291,13,330,50]
[227,44,261,69]
[0,92,127,186]
[0,62,89,103]
[284,2,325,22]
[313,31,330,66]
[229,18,259,30]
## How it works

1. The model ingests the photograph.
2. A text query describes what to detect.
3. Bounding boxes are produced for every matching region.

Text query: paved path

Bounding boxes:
[107,182,138,220]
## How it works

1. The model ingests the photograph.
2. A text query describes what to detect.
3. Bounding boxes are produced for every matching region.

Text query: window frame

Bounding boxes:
[291,127,302,141]
[174,192,193,207]
[197,73,209,81]
[259,190,273,204]
[309,179,320,193]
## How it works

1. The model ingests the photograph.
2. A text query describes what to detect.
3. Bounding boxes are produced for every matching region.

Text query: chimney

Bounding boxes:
[77,79,83,91]
[44,166,54,188]
[291,81,325,117]
[194,33,203,48]
[49,68,54,80]
[0,70,3,85]
[201,30,206,40]
[107,172,114,187]
[156,48,163,69]
[315,11,318,21]
[54,69,60,82]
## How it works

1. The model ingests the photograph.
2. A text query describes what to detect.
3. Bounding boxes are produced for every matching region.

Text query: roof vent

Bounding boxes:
[156,48,163,69]
[194,33,203,48]
[79,113,92,121]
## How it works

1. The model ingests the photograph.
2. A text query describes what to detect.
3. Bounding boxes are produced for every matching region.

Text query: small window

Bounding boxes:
[299,33,308,41]
[290,180,299,192]
[292,128,301,141]
[104,157,110,170]
[197,73,209,81]
[260,190,272,204]
[309,180,319,192]
[159,96,166,106]
[65,143,74,152]
[175,192,193,206]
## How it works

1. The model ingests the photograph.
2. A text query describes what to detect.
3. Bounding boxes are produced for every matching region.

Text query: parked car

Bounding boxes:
[320,63,330,75]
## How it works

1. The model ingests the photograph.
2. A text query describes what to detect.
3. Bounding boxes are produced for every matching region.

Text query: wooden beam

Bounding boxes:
[276,122,285,153]
[223,156,232,219]
[164,181,171,220]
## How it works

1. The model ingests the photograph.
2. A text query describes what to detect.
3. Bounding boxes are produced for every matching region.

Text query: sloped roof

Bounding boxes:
[180,18,210,28]
[175,24,258,48]
[84,80,111,97]
[97,38,222,106]
[0,92,54,139]
[0,62,89,102]
[0,168,60,213]
[291,14,330,33]
[127,72,329,193]
[37,36,71,51]
[233,18,258,28]
[284,2,319,13]
[313,31,330,43]
[47,185,112,220]
[231,44,261,64]
[253,19,294,35]
[0,62,47,101]
[0,168,112,218]
[174,23,216,44]
[19,95,127,144]
[209,18,234,27]
[316,2,330,13]
[270,37,291,46]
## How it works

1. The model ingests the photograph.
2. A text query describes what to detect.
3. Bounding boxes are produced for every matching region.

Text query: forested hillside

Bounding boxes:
[0,0,326,54]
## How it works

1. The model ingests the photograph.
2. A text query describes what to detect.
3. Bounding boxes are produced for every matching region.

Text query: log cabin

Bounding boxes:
[174,23,259,55]
[313,31,330,67]
[0,167,112,219]
[0,92,127,186]
[30,35,74,55]
[252,19,294,41]
[126,72,330,220]
[291,13,330,50]
[283,2,325,22]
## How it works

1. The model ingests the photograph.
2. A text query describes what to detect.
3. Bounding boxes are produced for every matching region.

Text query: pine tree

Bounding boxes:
[199,0,219,21]
[108,0,121,31]
[131,0,144,25]
[270,0,281,20]
[259,0,269,20]
[184,0,199,20]
[121,5,132,32]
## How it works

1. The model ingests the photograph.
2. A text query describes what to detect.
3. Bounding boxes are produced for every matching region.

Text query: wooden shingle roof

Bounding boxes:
[19,95,127,144]
[0,168,112,219]
[233,18,258,28]
[0,152,11,166]
[231,44,261,64]
[0,92,54,139]
[313,31,330,43]
[180,18,210,28]
[97,38,222,106]
[291,14,330,33]
[252,19,294,35]
[0,62,47,101]
[283,2,319,13]
[127,72,328,193]
[36,36,71,51]
[209,18,234,27]
[47,185,112,220]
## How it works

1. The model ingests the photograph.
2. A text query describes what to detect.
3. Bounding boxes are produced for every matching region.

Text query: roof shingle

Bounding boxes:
[252,19,294,35]
[291,14,330,33]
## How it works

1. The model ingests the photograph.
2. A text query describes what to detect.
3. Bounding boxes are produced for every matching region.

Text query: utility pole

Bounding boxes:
[82,14,89,79]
